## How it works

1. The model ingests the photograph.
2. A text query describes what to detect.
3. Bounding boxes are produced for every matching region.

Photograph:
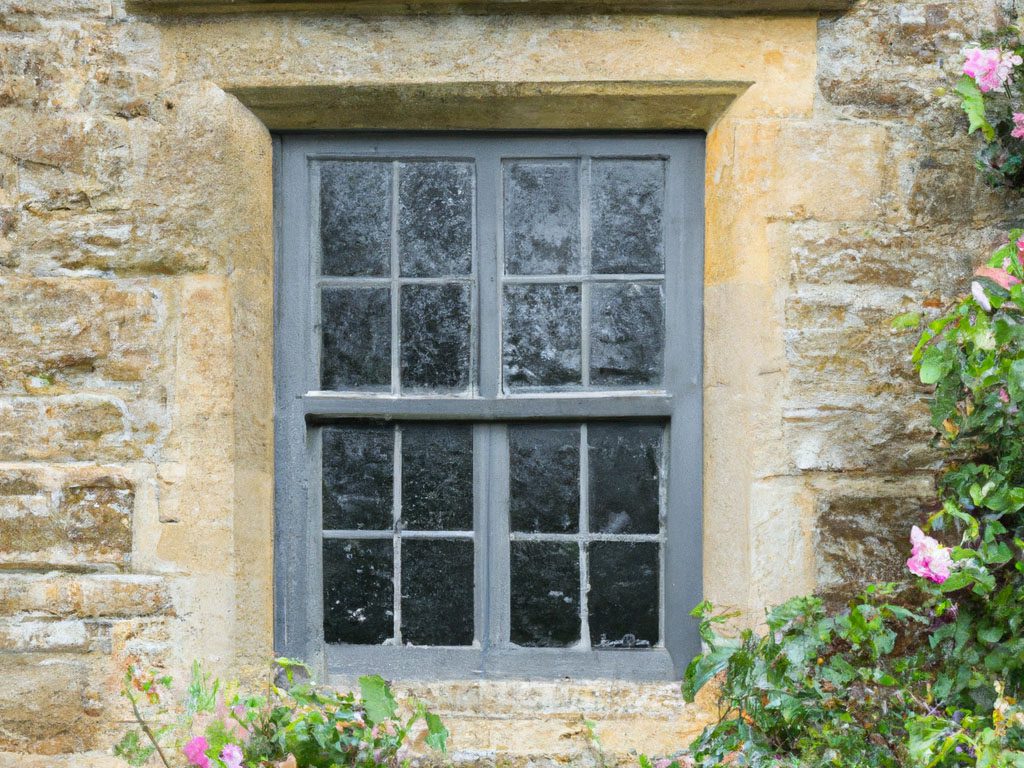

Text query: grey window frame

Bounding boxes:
[274,133,704,680]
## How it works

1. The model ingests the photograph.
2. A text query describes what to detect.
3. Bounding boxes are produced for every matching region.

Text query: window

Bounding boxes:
[274,134,703,679]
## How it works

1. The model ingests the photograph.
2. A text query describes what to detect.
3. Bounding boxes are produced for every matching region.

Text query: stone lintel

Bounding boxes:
[128,0,855,14]
[228,80,750,131]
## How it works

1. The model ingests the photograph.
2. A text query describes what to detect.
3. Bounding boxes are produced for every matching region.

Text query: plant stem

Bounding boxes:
[127,689,173,768]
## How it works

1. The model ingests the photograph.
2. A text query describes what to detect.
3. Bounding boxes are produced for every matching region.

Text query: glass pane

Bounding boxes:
[588,541,659,649]
[510,541,580,647]
[589,423,662,534]
[401,539,474,645]
[398,161,474,277]
[321,286,391,390]
[590,159,665,274]
[590,282,664,387]
[401,424,473,531]
[509,425,579,534]
[323,539,394,644]
[503,160,581,275]
[400,283,471,392]
[503,284,581,389]
[320,161,391,277]
[322,425,393,530]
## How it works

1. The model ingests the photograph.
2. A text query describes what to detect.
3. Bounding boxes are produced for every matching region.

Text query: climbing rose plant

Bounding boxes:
[668,230,1024,766]
[957,29,1024,187]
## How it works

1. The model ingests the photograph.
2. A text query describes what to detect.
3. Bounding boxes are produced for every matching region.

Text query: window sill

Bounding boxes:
[128,0,855,15]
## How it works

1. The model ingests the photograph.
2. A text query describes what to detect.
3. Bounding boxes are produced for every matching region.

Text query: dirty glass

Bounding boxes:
[590,159,665,275]
[589,423,662,535]
[322,425,393,530]
[400,283,471,391]
[503,283,582,389]
[321,286,391,390]
[591,282,664,386]
[510,541,580,647]
[399,161,474,277]
[401,424,473,531]
[402,539,474,645]
[509,424,580,534]
[588,541,659,648]
[320,161,392,277]
[323,538,394,644]
[503,160,581,275]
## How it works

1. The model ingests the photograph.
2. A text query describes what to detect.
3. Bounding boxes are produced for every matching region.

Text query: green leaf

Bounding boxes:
[978,625,1004,643]
[359,674,398,725]
[919,345,950,385]
[424,711,449,754]
[891,311,922,331]
[955,75,995,141]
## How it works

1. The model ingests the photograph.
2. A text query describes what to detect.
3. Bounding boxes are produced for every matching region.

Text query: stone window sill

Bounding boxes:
[127,0,855,15]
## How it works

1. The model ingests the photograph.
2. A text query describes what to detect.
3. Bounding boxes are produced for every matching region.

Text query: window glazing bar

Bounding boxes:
[303,393,673,420]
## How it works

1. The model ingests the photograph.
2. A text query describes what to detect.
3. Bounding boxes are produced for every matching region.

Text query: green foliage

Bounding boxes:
[956,30,1024,188]
[676,231,1024,766]
[114,660,447,767]
[957,76,996,142]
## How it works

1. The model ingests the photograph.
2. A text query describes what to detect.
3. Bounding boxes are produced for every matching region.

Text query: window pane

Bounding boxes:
[401,539,474,645]
[399,161,473,277]
[401,424,473,531]
[323,539,394,645]
[503,160,581,275]
[509,425,579,534]
[590,282,664,387]
[511,541,580,647]
[503,284,581,389]
[320,161,391,277]
[590,159,665,275]
[588,541,659,649]
[321,286,391,390]
[400,283,471,392]
[588,423,662,534]
[322,425,393,530]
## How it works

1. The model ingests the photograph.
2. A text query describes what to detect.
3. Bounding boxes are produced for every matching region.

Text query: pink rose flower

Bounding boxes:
[975,265,1021,290]
[220,743,244,768]
[907,525,953,584]
[1000,388,1011,404]
[183,736,211,768]
[964,47,1023,92]
[1013,113,1024,139]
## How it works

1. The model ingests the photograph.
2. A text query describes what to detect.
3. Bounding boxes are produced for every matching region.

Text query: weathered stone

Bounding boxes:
[0,397,140,462]
[0,573,170,618]
[0,474,133,569]
[0,654,110,753]
[814,489,934,602]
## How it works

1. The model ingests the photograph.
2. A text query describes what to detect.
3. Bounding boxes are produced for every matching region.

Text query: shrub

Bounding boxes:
[676,232,1024,766]
[113,659,448,768]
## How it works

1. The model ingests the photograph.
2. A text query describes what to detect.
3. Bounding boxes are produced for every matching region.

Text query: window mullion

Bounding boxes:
[477,145,501,399]
[483,423,511,666]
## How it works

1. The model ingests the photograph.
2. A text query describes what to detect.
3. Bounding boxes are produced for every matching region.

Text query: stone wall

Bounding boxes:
[1,0,1022,765]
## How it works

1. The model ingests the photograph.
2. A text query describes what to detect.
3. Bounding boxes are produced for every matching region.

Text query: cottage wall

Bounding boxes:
[0,0,1019,764]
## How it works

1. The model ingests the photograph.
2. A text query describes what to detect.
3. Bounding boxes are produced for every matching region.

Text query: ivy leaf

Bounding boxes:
[358,675,397,725]
[955,75,995,141]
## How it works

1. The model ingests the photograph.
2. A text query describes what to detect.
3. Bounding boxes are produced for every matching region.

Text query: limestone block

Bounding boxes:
[812,480,935,602]
[0,470,133,569]
[784,403,936,472]
[0,573,171,618]
[757,121,891,222]
[0,654,110,753]
[0,396,137,461]
[0,278,161,392]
